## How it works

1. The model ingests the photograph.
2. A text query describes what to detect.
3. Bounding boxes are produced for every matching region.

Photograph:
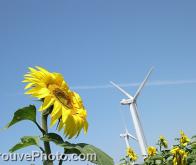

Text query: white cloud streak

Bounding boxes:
[71,80,196,90]
[5,79,196,96]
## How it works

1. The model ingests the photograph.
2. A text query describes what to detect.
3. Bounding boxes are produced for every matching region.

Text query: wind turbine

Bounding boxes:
[120,128,137,165]
[120,128,137,148]
[111,68,153,158]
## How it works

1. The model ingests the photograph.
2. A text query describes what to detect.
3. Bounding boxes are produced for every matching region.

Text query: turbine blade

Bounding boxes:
[128,133,137,141]
[125,127,128,133]
[120,133,125,137]
[110,81,133,99]
[133,67,154,100]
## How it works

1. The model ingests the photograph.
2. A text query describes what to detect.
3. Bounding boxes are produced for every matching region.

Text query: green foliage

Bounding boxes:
[144,154,165,165]
[6,105,114,165]
[186,136,196,164]
[9,136,40,153]
[41,133,114,165]
[6,105,36,128]
[118,156,132,165]
[41,133,64,144]
[143,134,196,165]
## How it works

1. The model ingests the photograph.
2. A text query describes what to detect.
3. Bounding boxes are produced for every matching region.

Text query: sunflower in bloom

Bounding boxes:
[159,135,168,148]
[126,147,138,161]
[23,66,88,138]
[180,130,190,147]
[170,146,187,165]
[147,146,156,157]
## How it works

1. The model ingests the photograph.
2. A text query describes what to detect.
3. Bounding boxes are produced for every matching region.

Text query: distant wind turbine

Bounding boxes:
[111,68,154,158]
[120,128,137,148]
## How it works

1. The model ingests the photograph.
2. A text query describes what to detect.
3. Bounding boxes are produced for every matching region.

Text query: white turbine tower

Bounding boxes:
[111,68,153,158]
[120,128,137,148]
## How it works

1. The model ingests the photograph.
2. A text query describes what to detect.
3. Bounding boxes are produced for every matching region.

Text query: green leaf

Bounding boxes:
[192,135,196,139]
[120,157,126,161]
[9,136,39,153]
[41,133,64,144]
[41,133,114,165]
[191,136,196,144]
[187,153,196,164]
[76,143,114,165]
[191,142,196,150]
[6,105,37,128]
[149,154,163,161]
[41,133,81,155]
[190,163,196,165]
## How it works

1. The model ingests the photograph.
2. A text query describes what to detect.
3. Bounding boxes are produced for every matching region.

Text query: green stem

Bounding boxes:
[35,121,46,134]
[160,144,162,152]
[58,155,64,165]
[58,148,67,165]
[42,112,53,165]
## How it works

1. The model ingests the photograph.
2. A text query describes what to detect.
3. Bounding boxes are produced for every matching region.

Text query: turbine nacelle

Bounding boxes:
[120,98,134,105]
[120,132,137,141]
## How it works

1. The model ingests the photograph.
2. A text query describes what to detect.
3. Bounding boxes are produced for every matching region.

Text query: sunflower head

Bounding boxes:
[23,66,88,138]
[126,147,138,161]
[159,135,168,148]
[147,146,156,157]
[180,130,190,147]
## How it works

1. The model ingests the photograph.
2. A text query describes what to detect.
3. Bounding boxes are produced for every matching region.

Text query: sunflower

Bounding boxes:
[159,135,168,148]
[180,130,190,147]
[126,147,138,161]
[147,146,156,157]
[23,66,88,138]
[170,146,187,165]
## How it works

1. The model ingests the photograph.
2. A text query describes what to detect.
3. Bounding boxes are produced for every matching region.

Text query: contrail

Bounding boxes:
[5,79,196,96]
[71,80,196,90]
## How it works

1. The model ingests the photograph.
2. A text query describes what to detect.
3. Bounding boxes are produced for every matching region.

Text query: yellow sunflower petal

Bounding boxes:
[58,120,64,131]
[39,97,54,111]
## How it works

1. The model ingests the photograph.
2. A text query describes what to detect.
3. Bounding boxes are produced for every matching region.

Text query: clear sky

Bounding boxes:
[0,0,196,164]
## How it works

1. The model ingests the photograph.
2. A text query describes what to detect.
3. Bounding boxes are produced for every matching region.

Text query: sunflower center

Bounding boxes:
[48,84,72,108]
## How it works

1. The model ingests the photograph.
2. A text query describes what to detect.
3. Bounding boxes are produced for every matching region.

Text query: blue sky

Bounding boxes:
[0,0,196,164]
